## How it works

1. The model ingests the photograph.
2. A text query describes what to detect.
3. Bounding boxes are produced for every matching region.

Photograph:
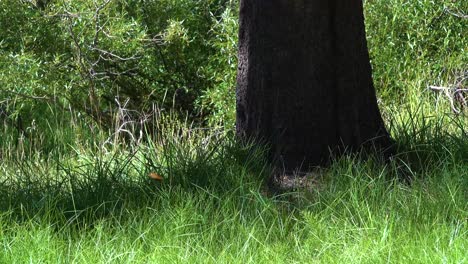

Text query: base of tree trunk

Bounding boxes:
[236,0,394,173]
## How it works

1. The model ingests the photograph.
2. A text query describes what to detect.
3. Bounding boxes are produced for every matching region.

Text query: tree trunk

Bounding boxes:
[236,0,393,173]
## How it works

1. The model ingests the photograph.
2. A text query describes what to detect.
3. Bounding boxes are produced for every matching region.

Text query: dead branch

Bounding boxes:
[4,90,55,102]
[443,7,468,19]
[89,47,141,61]
[102,97,154,152]
[428,85,467,114]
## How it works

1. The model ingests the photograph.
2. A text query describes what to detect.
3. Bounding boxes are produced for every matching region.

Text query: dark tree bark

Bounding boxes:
[236,0,394,173]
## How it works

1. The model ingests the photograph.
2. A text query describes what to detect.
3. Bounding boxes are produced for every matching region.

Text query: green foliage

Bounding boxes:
[365,0,467,104]
[0,0,238,133]
[1,0,465,132]
[198,7,239,127]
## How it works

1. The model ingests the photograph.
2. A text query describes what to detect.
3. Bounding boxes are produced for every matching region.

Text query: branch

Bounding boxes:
[92,0,112,47]
[90,47,141,61]
[428,85,467,114]
[444,7,468,19]
[4,90,56,102]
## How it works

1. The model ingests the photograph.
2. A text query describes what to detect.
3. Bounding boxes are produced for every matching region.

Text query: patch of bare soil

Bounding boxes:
[267,168,325,194]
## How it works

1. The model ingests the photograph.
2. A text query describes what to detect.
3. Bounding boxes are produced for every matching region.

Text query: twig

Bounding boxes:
[444,7,468,19]
[92,0,112,47]
[4,90,55,102]
[90,47,141,61]
[428,85,467,114]
[102,97,152,152]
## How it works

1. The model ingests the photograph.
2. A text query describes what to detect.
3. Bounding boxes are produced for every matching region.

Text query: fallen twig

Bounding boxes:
[428,85,467,114]
[443,7,468,19]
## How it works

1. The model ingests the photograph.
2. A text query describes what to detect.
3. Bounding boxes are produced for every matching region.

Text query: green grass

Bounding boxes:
[0,111,466,263]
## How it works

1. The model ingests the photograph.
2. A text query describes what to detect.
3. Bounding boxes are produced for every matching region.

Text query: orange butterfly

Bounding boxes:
[148,172,164,181]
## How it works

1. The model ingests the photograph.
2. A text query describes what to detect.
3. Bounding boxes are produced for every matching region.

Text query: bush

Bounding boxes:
[0,0,237,131]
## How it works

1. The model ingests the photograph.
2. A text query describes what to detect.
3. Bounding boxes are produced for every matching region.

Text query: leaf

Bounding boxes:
[148,172,164,181]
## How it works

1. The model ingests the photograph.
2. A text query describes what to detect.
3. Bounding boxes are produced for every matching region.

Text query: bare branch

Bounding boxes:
[92,0,112,47]
[428,85,450,91]
[101,97,152,152]
[4,90,56,102]
[428,85,467,114]
[444,7,468,19]
[90,47,141,61]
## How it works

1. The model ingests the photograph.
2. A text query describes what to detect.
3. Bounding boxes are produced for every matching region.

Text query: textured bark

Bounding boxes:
[236,0,393,172]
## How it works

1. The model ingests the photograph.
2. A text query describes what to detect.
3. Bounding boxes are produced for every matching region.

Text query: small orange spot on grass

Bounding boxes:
[148,172,163,181]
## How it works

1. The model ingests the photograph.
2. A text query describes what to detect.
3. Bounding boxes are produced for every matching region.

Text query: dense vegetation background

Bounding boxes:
[1,0,465,139]
[0,0,466,262]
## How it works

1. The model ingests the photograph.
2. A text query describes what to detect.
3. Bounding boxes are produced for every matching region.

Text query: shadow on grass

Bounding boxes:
[0,137,273,229]
[1,111,465,229]
[390,111,467,178]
